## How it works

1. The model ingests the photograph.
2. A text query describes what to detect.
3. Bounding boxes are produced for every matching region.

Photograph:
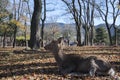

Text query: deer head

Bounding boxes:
[44,37,65,52]
[44,37,65,65]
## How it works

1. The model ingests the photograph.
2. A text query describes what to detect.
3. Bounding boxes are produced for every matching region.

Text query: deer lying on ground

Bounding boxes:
[44,37,119,79]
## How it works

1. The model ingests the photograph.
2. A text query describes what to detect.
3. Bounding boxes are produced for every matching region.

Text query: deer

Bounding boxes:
[44,37,119,79]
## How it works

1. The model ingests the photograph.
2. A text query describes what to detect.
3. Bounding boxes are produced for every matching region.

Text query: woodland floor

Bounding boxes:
[0,46,120,80]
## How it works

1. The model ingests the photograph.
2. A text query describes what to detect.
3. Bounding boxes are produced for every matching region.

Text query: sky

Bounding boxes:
[45,0,73,23]
[44,0,120,25]
[10,0,120,26]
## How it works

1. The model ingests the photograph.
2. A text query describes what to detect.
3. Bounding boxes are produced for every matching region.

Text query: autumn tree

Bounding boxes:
[0,0,13,47]
[0,20,15,47]
[19,0,32,48]
[12,0,22,48]
[0,23,12,47]
[29,0,42,49]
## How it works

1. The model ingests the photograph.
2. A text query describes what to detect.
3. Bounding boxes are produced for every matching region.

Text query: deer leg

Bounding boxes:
[89,67,97,76]
[108,68,115,77]
[89,59,98,76]
[60,64,76,75]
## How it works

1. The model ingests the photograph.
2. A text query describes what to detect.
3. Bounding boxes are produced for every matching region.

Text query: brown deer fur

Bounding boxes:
[44,37,115,77]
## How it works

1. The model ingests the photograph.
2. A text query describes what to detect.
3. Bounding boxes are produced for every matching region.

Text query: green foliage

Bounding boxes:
[10,19,26,31]
[112,28,120,45]
[94,27,108,44]
[0,22,14,36]
[16,35,30,40]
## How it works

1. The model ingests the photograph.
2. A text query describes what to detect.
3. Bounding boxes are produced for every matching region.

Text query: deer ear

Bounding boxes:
[57,37,64,43]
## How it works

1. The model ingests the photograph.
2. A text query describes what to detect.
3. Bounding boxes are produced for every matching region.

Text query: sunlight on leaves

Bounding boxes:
[10,19,26,31]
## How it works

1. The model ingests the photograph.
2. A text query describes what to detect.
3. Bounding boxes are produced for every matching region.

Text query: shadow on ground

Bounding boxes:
[0,60,120,79]
[0,47,120,79]
[0,62,59,78]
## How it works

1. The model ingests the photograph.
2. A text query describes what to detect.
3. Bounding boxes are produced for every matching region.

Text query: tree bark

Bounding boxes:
[13,0,16,48]
[90,25,94,46]
[114,27,117,46]
[89,0,95,46]
[13,26,17,48]
[13,0,21,48]
[29,0,42,49]
[41,20,44,47]
[76,25,82,46]
[107,26,113,45]
[41,0,46,47]
[3,30,6,48]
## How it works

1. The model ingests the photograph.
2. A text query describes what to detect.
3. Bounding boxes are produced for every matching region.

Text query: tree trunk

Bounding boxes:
[90,26,94,46]
[13,0,21,48]
[3,31,6,48]
[13,26,17,48]
[24,19,28,49]
[107,27,113,46]
[40,0,46,47]
[13,0,16,48]
[114,27,117,46]
[29,0,42,49]
[84,25,89,46]
[41,20,44,47]
[86,31,89,45]
[76,25,82,46]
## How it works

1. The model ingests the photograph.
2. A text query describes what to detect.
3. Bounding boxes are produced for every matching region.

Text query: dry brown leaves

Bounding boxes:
[0,46,120,80]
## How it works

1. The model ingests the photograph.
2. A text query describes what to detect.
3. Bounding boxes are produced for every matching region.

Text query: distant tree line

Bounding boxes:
[0,0,120,49]
[0,0,30,48]
[62,0,120,46]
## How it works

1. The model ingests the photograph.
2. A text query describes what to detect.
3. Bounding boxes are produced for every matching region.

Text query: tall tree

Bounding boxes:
[88,0,95,46]
[109,0,120,46]
[13,0,22,48]
[81,0,90,46]
[95,0,120,46]
[29,0,42,49]
[41,0,46,47]
[81,0,96,46]
[0,0,11,47]
[62,0,82,46]
[20,0,31,48]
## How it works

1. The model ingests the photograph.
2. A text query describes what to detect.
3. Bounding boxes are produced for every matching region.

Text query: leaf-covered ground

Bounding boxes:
[0,46,120,80]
